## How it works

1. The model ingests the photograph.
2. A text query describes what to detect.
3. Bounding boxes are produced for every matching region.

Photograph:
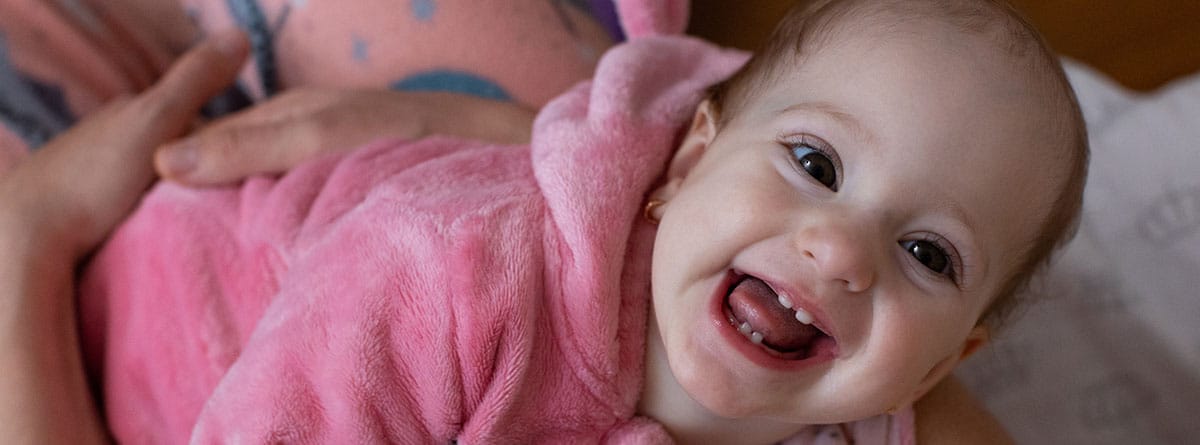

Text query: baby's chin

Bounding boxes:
[670,361,888,425]
[668,358,793,419]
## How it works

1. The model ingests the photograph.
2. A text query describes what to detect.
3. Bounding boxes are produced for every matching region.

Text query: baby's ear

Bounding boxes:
[654,100,718,201]
[956,325,990,362]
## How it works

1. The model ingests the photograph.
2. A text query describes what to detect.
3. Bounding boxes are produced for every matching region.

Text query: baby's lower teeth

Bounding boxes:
[734,321,769,348]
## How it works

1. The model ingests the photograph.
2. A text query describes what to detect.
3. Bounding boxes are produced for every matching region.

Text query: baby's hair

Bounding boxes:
[706,0,1090,331]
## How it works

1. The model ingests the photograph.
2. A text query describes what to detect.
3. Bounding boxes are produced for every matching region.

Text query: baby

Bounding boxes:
[638,0,1088,442]
[77,0,1088,443]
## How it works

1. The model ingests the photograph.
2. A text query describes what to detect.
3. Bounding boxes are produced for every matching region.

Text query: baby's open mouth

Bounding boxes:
[724,274,834,360]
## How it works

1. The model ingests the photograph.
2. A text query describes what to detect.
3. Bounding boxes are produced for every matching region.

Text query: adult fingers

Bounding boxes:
[66,29,249,211]
[153,90,352,184]
[203,89,342,127]
[155,93,417,185]
[35,30,248,251]
[155,119,334,185]
[155,90,535,185]
[136,29,250,140]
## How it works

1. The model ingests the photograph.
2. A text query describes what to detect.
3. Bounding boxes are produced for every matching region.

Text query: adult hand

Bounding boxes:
[155,89,537,185]
[0,29,249,256]
[0,29,248,444]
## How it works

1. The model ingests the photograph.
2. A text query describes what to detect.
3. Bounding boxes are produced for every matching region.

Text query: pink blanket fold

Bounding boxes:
[80,36,748,443]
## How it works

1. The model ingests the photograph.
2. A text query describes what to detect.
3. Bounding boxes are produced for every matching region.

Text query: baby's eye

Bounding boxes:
[790,144,837,190]
[900,239,951,276]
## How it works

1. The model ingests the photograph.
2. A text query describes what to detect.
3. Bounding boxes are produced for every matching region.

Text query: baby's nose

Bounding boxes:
[795,223,877,293]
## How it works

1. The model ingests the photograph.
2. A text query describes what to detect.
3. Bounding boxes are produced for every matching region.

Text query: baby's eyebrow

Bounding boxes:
[932,199,977,239]
[779,101,876,145]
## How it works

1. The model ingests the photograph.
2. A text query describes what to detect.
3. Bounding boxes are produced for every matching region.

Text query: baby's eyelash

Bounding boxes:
[912,232,967,285]
[778,134,843,190]
[779,134,841,165]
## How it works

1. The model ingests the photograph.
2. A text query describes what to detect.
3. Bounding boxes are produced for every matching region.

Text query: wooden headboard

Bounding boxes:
[689,0,1200,91]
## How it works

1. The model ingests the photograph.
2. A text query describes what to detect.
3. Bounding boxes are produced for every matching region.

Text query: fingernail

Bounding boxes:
[211,29,247,57]
[158,142,198,176]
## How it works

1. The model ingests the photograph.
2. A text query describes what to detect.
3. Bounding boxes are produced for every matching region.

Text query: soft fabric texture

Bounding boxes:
[613,0,688,39]
[79,34,914,444]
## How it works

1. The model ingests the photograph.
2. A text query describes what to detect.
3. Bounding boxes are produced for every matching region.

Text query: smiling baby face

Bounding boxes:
[646,3,1083,425]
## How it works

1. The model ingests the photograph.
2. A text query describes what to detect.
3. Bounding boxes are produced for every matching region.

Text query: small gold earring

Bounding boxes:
[643,199,665,225]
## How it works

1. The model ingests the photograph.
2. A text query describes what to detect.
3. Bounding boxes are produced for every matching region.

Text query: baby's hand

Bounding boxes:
[155,90,536,185]
[0,30,248,257]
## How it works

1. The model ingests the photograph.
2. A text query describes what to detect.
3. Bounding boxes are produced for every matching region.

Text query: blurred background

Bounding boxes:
[689,0,1200,90]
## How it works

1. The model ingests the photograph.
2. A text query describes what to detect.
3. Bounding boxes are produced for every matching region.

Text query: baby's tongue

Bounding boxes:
[728,277,821,352]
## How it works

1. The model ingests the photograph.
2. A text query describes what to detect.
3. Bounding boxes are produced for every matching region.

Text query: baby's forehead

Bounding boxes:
[800,1,1051,74]
[779,6,1070,136]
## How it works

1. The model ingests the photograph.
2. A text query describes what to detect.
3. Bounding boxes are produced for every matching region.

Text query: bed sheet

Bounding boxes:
[956,61,1200,444]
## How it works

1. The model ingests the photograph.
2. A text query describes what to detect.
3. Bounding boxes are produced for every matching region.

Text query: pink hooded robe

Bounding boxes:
[78,33,729,443]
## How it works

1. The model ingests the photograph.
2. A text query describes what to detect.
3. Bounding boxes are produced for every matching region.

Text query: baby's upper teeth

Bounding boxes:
[775,291,815,326]
[794,307,814,325]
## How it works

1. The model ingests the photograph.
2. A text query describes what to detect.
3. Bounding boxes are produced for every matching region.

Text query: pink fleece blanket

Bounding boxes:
[80,33,746,443]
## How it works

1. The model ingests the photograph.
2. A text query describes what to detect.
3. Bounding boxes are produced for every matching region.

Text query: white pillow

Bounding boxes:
[956,62,1200,444]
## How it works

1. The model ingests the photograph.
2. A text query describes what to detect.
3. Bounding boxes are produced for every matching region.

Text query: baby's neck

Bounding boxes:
[637,321,803,445]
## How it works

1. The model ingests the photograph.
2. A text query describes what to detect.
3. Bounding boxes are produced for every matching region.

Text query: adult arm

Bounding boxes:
[0,30,247,444]
[914,376,1015,445]
[0,231,109,443]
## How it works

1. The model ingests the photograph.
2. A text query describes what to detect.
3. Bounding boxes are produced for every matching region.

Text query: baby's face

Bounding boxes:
[649,24,1069,423]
